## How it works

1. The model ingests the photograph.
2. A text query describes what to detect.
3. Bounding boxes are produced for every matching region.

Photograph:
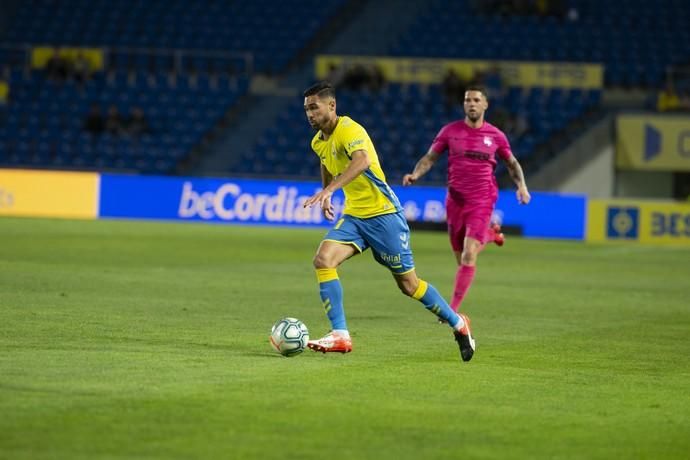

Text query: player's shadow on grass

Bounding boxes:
[99,334,294,358]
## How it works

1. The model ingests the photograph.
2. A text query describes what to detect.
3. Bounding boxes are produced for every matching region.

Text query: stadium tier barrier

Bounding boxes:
[31,47,105,71]
[315,55,603,89]
[616,114,690,172]
[2,168,689,245]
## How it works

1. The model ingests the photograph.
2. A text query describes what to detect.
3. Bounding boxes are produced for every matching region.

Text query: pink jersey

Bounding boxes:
[430,120,512,204]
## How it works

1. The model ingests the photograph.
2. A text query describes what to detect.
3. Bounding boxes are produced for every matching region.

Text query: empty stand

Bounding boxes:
[0,0,348,173]
[0,68,248,173]
[390,0,690,88]
[4,0,346,74]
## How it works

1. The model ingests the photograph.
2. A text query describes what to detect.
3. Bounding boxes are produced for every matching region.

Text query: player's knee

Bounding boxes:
[313,252,334,269]
[397,278,418,297]
[460,251,477,266]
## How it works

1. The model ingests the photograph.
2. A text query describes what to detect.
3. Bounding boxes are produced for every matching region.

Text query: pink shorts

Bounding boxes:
[446,194,494,251]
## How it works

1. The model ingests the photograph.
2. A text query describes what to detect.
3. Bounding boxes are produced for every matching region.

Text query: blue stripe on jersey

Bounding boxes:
[362,168,402,212]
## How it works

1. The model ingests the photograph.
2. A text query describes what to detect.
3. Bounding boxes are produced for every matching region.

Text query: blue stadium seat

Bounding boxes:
[388,0,690,89]
[0,60,246,172]
[3,0,347,74]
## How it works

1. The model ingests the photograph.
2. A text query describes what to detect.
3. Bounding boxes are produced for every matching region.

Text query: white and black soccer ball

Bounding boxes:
[269,317,309,357]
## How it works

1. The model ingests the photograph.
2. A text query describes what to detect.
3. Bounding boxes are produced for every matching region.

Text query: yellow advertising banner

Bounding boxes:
[616,115,690,171]
[31,47,104,71]
[315,55,603,89]
[587,199,690,245]
[0,169,99,219]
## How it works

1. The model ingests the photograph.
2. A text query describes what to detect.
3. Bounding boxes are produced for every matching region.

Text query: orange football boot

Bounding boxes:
[307,331,353,354]
[490,222,505,247]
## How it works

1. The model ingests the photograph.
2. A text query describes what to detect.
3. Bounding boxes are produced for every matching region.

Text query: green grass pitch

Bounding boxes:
[1,216,689,459]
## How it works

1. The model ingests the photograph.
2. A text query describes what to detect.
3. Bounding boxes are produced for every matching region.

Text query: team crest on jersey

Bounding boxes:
[483,136,493,147]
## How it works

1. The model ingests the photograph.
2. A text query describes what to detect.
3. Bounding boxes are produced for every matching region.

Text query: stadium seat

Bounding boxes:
[3,0,347,74]
[389,1,690,89]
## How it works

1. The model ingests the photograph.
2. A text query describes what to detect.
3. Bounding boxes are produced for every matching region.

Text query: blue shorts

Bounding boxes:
[323,212,415,275]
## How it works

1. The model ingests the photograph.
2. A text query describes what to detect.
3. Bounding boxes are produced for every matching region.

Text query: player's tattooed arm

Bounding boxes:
[506,156,531,204]
[403,149,441,185]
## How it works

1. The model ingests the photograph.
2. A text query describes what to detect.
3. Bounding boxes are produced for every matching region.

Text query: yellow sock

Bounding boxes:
[412,279,428,300]
[315,268,338,283]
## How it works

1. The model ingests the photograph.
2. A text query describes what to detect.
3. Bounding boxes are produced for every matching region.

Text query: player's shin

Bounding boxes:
[316,268,347,331]
[451,265,476,311]
[412,279,464,329]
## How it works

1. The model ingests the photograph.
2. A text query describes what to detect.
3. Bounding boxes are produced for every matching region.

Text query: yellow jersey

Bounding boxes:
[310,116,401,219]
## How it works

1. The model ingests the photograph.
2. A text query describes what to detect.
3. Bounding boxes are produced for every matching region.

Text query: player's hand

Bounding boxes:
[321,196,335,221]
[517,186,531,205]
[402,173,418,186]
[304,189,335,221]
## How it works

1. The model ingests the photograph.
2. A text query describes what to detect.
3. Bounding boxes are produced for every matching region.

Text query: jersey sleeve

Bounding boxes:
[496,130,513,161]
[430,124,450,154]
[339,122,368,158]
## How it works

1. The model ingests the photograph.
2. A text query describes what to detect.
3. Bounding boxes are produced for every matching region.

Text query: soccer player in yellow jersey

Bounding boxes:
[302,82,475,362]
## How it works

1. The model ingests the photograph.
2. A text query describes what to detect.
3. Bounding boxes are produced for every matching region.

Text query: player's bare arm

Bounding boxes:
[505,155,531,204]
[304,149,371,214]
[318,164,336,220]
[403,149,441,185]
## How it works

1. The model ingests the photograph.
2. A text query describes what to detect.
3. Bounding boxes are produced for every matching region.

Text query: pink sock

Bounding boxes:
[451,264,476,312]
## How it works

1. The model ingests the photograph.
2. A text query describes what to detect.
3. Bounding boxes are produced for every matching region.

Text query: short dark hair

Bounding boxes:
[303,81,336,99]
[465,85,489,100]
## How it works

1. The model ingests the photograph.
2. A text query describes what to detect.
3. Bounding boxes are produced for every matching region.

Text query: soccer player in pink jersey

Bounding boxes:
[403,85,531,316]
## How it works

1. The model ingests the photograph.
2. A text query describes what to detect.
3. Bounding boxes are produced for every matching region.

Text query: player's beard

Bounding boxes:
[467,112,481,123]
[310,115,328,131]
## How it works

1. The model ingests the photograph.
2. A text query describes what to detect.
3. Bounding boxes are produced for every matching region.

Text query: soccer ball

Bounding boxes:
[269,317,309,357]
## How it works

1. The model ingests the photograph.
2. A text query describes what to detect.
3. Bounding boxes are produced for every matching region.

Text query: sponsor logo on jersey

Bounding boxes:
[464,150,491,161]
[347,139,364,151]
[378,251,402,265]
